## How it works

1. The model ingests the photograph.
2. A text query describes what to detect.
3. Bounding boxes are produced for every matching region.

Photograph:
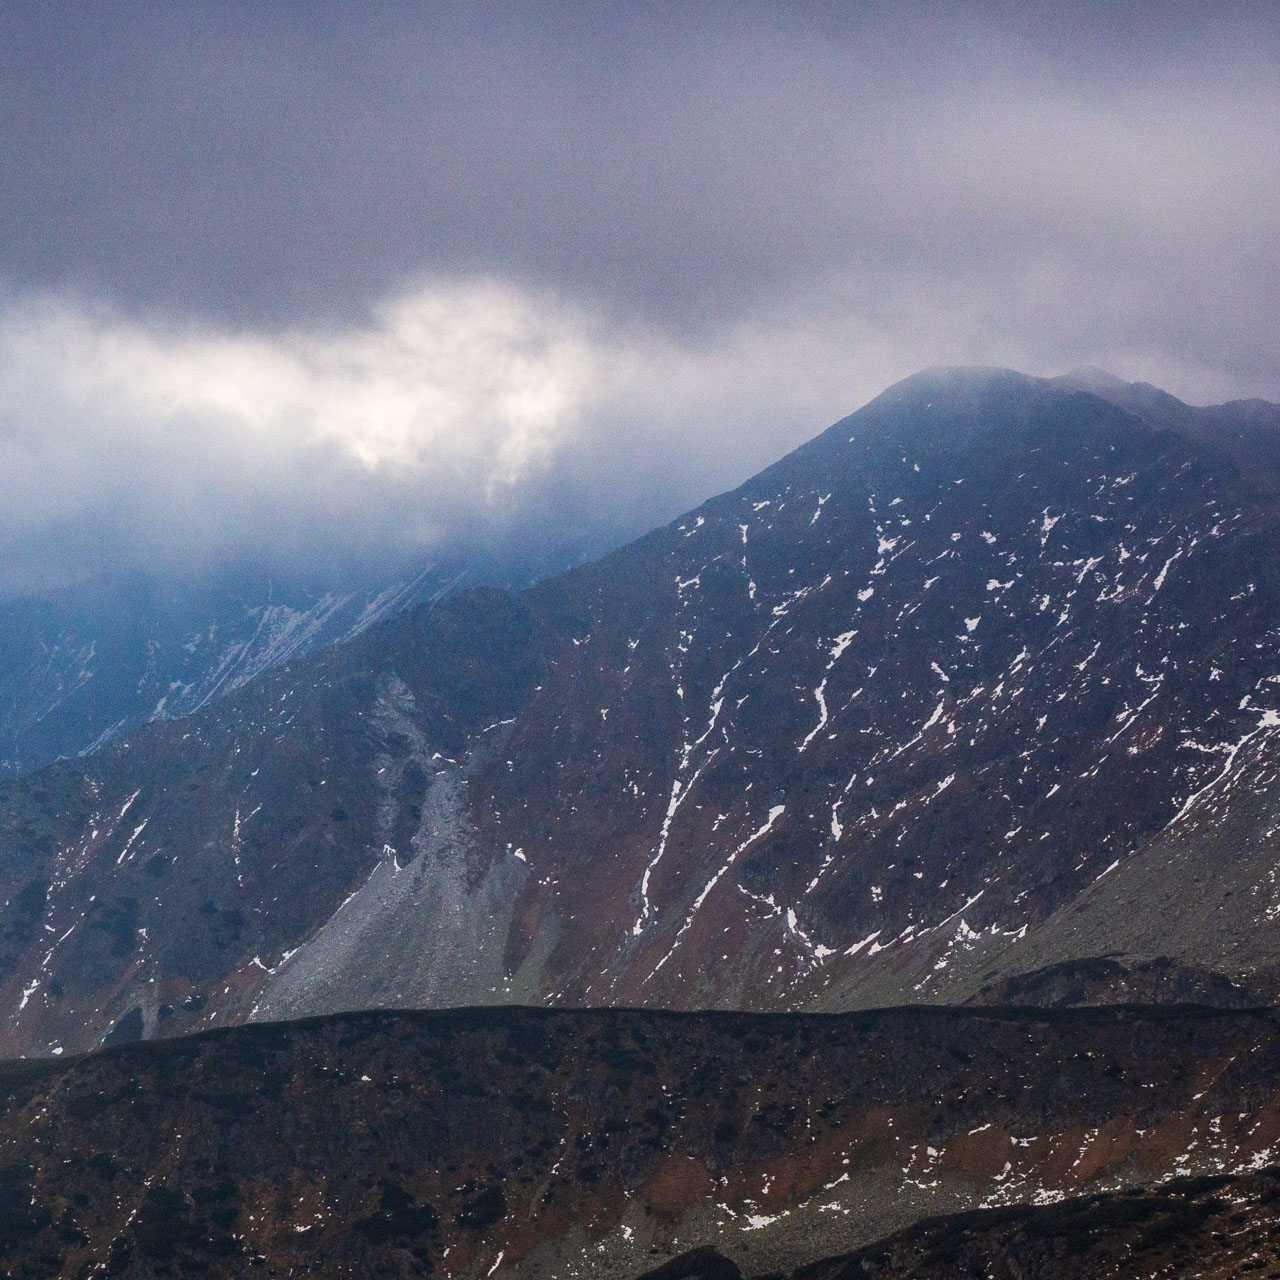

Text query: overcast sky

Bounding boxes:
[2,1,1278,596]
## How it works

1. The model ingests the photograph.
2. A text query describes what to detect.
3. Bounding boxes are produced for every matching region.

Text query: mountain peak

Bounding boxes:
[874,365,1041,404]
[1057,365,1133,394]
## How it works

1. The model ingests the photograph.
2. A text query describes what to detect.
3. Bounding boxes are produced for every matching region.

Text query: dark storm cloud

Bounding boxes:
[3,2,1275,333]
[0,2,1278,595]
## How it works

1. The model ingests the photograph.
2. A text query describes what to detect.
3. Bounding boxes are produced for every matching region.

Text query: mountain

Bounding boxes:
[0,564,454,779]
[3,367,1280,1055]
[4,1003,1280,1278]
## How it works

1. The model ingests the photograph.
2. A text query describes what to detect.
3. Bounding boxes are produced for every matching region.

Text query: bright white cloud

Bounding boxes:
[0,270,1272,599]
[6,283,596,477]
[0,282,615,593]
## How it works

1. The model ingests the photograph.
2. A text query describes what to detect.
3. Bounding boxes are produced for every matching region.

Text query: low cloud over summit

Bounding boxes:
[1,2,1277,592]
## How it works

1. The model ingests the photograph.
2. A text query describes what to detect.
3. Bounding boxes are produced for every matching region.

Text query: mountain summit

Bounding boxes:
[3,368,1280,1055]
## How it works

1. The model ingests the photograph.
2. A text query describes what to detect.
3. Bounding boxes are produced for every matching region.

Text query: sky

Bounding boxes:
[1,1,1278,596]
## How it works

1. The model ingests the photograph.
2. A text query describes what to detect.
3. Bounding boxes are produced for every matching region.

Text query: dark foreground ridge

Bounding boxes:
[5,1003,1280,1277]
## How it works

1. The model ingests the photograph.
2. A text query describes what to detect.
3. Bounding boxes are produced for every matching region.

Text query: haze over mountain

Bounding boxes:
[0,565,456,780]
[3,367,1280,1061]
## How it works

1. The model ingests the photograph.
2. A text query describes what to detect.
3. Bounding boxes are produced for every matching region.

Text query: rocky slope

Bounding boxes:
[5,1004,1280,1278]
[641,1170,1280,1280]
[4,368,1280,1054]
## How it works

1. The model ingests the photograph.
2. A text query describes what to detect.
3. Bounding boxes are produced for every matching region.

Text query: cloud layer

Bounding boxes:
[0,3,1277,594]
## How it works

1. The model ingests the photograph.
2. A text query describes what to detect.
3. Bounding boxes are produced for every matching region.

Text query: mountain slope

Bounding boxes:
[5,1004,1280,1279]
[642,1171,1280,1280]
[4,367,1280,1054]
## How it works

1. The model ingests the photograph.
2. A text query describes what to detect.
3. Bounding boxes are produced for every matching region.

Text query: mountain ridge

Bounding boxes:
[4,1001,1280,1278]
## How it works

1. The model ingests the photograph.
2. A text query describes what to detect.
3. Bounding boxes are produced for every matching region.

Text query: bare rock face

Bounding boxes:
[3,368,1280,1054]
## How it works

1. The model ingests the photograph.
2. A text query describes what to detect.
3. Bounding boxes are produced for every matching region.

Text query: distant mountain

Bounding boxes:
[0,565,455,779]
[4,1004,1280,1279]
[3,367,1280,1055]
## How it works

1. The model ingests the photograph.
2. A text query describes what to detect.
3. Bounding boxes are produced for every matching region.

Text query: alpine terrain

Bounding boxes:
[4,366,1280,1277]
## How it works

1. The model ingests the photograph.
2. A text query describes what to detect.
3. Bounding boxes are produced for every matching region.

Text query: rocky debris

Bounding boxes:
[966,955,1262,1009]
[718,1169,1280,1280]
